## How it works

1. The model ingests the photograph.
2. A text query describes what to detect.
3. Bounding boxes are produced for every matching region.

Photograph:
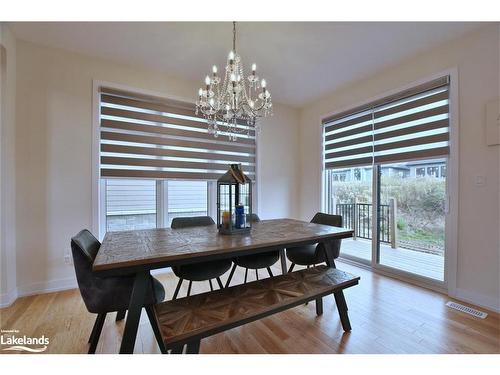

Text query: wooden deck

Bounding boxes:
[341,238,444,281]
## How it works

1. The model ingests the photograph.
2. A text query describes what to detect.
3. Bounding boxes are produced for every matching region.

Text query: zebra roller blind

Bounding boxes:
[99,87,256,180]
[323,76,450,169]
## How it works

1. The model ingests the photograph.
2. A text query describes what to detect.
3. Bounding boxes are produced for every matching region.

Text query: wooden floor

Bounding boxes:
[342,238,445,281]
[1,261,498,354]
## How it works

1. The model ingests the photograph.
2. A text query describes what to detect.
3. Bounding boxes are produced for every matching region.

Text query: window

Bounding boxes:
[416,167,426,177]
[427,166,439,178]
[105,179,156,231]
[167,180,208,226]
[97,86,256,235]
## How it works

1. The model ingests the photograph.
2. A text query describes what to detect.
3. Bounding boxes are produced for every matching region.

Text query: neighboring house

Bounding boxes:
[332,159,446,182]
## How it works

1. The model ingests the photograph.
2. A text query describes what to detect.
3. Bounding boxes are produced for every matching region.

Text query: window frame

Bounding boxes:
[92,81,259,240]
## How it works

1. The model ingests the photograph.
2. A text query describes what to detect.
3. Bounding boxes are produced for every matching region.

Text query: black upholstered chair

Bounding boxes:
[71,229,165,354]
[170,216,232,299]
[286,213,343,272]
[225,213,280,287]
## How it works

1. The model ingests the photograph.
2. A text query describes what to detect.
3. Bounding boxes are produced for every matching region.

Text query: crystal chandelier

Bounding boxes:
[196,22,272,141]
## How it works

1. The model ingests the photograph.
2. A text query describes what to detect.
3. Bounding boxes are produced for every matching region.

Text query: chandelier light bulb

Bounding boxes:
[251,63,256,72]
[205,75,211,86]
[228,50,235,61]
[212,65,218,74]
[261,79,267,89]
[209,98,215,106]
[198,88,203,96]
[230,73,236,82]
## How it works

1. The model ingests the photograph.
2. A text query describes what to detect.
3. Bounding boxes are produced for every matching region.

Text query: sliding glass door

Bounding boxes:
[325,166,373,264]
[376,160,446,281]
[323,76,451,285]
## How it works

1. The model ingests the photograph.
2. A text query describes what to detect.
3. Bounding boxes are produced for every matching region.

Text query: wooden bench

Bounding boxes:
[149,265,360,354]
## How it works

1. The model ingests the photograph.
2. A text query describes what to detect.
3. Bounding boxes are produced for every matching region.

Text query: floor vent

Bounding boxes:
[446,301,488,319]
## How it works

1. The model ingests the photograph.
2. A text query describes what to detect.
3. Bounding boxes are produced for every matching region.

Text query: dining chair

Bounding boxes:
[170,216,232,299]
[286,212,343,272]
[225,213,280,287]
[71,229,166,354]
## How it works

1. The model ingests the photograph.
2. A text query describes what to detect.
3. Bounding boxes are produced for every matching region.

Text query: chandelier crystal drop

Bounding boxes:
[195,22,273,141]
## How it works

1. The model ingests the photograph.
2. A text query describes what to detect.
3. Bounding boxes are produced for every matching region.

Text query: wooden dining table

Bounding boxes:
[93,218,354,354]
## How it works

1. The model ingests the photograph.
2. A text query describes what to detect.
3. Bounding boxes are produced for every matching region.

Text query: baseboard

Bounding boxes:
[16,277,79,299]
[453,288,500,313]
[0,288,19,308]
[0,268,174,308]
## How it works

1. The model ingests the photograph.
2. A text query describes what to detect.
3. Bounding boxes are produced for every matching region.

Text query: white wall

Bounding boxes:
[0,24,17,307]
[12,39,299,299]
[298,25,500,311]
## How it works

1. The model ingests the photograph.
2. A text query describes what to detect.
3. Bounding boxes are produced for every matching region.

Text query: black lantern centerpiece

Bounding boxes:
[217,164,252,235]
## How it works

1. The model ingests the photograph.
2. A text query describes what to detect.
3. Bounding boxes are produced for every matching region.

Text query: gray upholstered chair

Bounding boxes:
[225,213,280,287]
[170,216,232,299]
[71,229,165,354]
[286,213,343,272]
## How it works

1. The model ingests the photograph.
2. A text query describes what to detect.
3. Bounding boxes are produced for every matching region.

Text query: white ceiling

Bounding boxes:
[9,22,484,107]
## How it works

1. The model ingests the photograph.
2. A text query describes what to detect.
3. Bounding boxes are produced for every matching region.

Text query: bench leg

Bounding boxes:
[186,340,201,354]
[145,305,167,354]
[170,345,184,354]
[288,263,295,273]
[116,310,126,322]
[315,297,323,316]
[334,291,351,331]
[209,279,213,291]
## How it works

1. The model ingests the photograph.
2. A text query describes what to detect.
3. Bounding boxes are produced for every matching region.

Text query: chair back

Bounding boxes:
[311,212,342,227]
[310,212,343,259]
[70,229,103,312]
[171,216,215,229]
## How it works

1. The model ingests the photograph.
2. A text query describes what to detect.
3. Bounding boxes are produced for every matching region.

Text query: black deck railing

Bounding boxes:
[336,203,391,243]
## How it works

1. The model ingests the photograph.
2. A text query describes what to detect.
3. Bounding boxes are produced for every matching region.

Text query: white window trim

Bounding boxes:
[92,80,259,240]
[318,68,459,296]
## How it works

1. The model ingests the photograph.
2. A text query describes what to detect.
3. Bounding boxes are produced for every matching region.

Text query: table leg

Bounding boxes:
[279,248,287,275]
[322,241,337,269]
[119,271,149,354]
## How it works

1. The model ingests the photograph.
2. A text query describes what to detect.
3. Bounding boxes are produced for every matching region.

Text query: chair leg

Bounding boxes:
[88,313,106,354]
[244,268,248,283]
[187,280,192,297]
[172,278,183,300]
[145,305,167,354]
[225,263,237,287]
[315,297,323,316]
[186,340,201,354]
[116,310,126,322]
[255,269,259,280]
[170,345,184,354]
[216,277,224,289]
[288,263,295,273]
[267,267,273,277]
[307,265,310,269]
[209,279,213,291]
